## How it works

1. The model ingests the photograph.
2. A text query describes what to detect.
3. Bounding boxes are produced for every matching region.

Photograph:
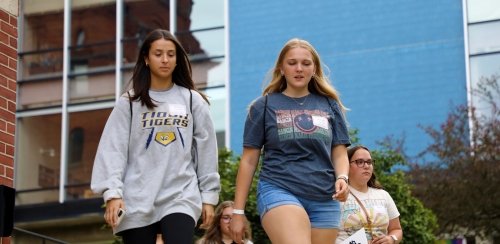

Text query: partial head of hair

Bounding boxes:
[129,29,209,108]
[347,145,384,189]
[263,38,347,113]
[199,201,252,243]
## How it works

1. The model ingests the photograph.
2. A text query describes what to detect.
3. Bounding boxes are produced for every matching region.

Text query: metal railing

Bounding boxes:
[12,227,69,244]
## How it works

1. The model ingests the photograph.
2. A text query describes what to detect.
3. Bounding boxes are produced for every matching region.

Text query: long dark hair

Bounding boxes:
[129,29,209,108]
[347,145,384,189]
[199,201,252,244]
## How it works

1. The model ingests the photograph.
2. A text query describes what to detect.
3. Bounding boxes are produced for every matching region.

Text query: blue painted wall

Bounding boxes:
[229,0,467,158]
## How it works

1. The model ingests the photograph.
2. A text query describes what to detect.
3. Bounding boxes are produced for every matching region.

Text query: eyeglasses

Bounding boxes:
[350,159,374,167]
[221,215,232,223]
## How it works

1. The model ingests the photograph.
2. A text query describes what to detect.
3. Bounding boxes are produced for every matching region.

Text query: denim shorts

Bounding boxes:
[256,180,341,229]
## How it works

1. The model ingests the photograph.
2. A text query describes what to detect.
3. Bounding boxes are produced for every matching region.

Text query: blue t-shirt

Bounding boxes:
[243,92,351,200]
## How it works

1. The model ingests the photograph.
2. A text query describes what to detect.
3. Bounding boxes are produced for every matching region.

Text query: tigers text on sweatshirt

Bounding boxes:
[91,84,220,233]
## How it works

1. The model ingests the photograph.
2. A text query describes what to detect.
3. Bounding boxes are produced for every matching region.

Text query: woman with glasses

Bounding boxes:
[197,201,253,244]
[336,145,403,244]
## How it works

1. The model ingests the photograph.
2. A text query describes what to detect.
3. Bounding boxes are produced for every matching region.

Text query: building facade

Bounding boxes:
[0,1,18,243]
[228,1,500,159]
[11,0,500,243]
[14,0,225,242]
[229,0,469,158]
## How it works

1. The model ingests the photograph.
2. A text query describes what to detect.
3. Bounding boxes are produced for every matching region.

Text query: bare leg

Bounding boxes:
[261,205,311,244]
[311,228,337,244]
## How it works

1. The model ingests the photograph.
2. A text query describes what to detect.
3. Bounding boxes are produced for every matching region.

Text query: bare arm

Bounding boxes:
[331,144,349,201]
[372,217,403,244]
[104,198,125,228]
[230,147,261,244]
[387,217,403,243]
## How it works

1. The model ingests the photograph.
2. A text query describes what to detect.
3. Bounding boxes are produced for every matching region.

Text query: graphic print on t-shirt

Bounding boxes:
[341,198,390,240]
[276,109,330,141]
[139,105,190,148]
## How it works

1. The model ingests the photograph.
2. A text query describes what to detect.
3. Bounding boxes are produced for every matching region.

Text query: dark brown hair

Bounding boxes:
[129,29,209,108]
[347,145,384,189]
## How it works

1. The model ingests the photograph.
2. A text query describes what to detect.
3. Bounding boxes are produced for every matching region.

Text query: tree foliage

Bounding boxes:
[410,75,500,237]
[366,141,437,244]
[215,127,437,243]
[216,148,269,243]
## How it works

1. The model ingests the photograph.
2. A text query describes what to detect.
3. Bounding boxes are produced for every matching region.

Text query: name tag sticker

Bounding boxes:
[373,205,388,215]
[312,116,328,129]
[169,104,186,115]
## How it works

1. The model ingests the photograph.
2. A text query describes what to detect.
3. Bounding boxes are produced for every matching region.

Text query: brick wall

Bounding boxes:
[0,0,17,242]
[0,0,17,187]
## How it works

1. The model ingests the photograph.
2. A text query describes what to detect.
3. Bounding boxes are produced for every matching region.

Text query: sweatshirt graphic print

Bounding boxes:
[91,85,220,234]
[141,108,190,149]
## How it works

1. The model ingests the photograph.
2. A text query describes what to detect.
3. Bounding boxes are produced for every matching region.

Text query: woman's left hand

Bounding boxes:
[372,235,395,244]
[200,203,215,229]
[333,179,349,202]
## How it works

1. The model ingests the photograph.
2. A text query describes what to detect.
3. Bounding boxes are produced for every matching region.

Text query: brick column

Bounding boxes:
[0,0,18,243]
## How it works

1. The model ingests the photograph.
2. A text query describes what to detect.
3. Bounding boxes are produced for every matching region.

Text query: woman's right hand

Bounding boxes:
[229,214,246,244]
[104,198,125,227]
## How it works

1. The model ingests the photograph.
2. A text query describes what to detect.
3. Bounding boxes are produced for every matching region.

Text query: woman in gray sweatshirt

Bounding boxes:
[91,29,220,244]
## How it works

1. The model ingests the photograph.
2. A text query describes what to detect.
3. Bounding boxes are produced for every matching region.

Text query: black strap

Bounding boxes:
[262,95,268,152]
[264,94,267,134]
[127,91,133,122]
[189,89,193,113]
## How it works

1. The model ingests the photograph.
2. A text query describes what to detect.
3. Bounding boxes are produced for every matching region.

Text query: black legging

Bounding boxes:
[121,212,195,244]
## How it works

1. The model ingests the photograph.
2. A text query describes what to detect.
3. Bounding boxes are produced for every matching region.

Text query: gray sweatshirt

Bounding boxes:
[91,84,220,233]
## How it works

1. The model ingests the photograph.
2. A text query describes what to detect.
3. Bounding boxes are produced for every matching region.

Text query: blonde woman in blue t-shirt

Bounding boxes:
[230,38,351,244]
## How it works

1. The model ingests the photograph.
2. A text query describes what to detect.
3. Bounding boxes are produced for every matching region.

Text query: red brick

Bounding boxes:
[0,120,5,130]
[0,143,4,153]
[7,101,15,113]
[2,237,11,244]
[0,97,6,109]
[0,11,8,23]
[9,16,17,26]
[8,58,16,69]
[5,144,13,156]
[0,31,7,44]
[0,154,13,167]
[0,109,14,124]
[0,66,15,80]
[5,166,12,178]
[0,22,17,38]
[0,177,13,188]
[8,79,15,91]
[0,130,13,144]
[9,36,16,49]
[0,53,7,66]
[0,164,3,174]
[6,123,14,134]
[0,76,6,86]
[0,85,15,100]
[8,80,17,92]
[0,42,16,59]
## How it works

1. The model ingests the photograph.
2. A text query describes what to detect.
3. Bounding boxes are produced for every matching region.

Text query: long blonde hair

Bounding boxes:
[263,38,347,113]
